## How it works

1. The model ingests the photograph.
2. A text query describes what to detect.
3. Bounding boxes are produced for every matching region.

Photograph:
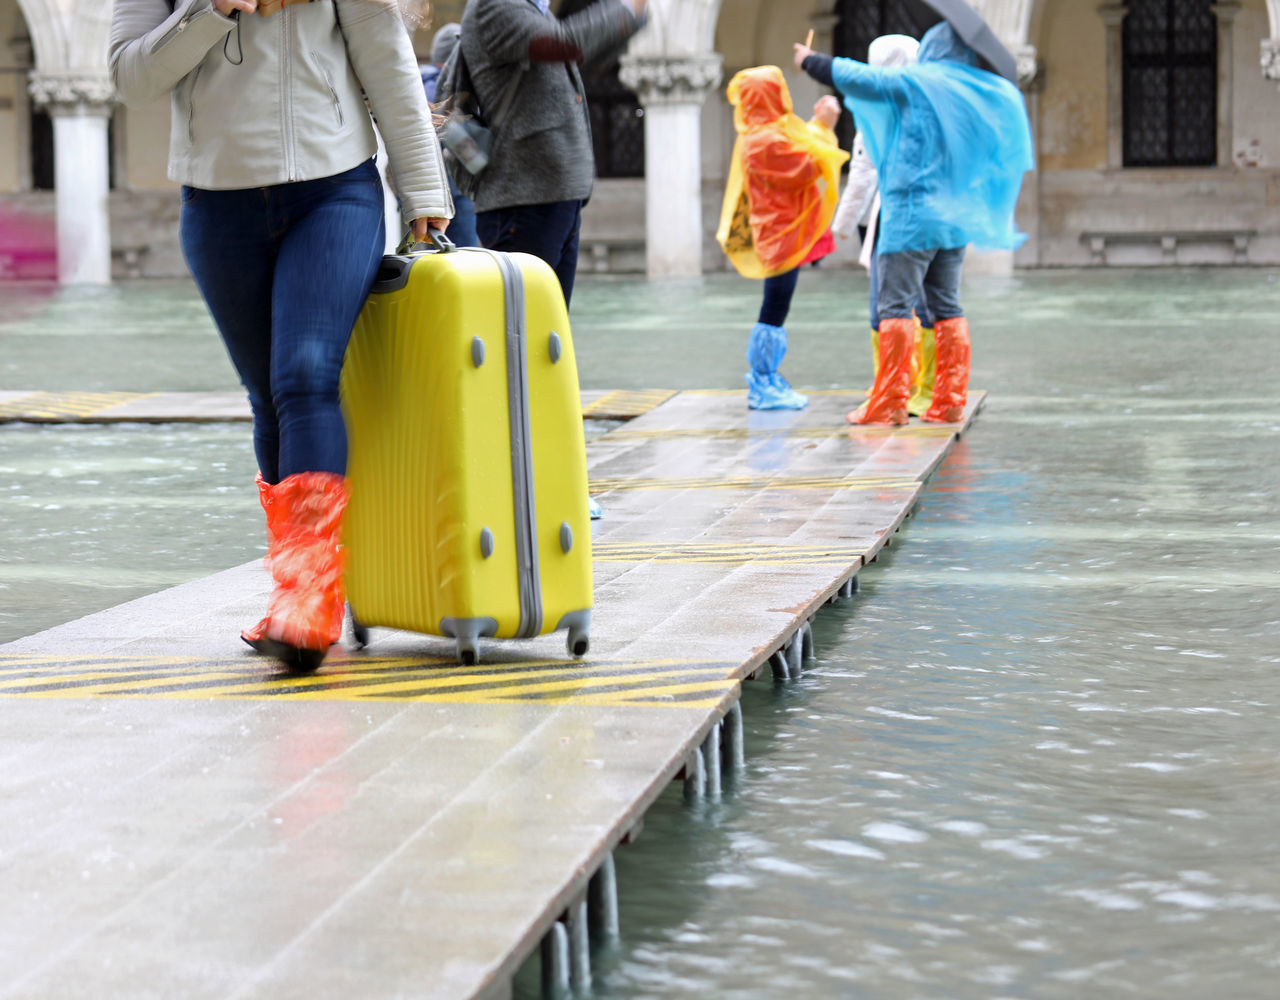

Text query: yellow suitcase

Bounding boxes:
[341,237,592,664]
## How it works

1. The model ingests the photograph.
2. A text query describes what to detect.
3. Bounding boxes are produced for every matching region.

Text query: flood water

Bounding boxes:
[3,267,1279,997]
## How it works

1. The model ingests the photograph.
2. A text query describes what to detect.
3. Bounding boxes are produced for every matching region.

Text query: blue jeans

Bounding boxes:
[180,159,385,483]
[477,199,583,306]
[757,267,800,327]
[863,222,937,329]
[445,182,479,248]
[877,246,965,323]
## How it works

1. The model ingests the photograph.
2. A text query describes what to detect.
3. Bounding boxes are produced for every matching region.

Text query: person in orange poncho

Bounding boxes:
[717,66,848,409]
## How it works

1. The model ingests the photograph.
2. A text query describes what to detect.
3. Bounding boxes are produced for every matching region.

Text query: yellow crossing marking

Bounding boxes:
[602,425,955,441]
[0,391,155,421]
[553,680,742,707]
[0,654,200,674]
[593,541,864,566]
[0,654,739,708]
[682,388,866,398]
[681,389,984,400]
[589,474,917,493]
[581,389,677,419]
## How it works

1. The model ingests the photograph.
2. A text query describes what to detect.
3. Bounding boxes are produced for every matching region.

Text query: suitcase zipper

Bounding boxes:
[488,251,543,638]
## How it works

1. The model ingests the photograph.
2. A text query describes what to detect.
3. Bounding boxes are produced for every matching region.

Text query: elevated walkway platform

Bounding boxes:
[0,389,983,999]
[0,389,671,424]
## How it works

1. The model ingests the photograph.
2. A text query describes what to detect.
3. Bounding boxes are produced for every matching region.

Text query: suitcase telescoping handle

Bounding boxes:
[395,227,456,256]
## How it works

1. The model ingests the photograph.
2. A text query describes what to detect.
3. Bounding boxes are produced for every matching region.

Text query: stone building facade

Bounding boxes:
[2,0,1279,283]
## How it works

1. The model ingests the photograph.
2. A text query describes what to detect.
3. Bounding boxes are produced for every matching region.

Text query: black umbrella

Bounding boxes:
[899,0,1019,84]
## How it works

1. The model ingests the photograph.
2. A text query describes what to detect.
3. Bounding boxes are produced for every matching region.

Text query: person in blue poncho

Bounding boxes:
[795,22,1033,425]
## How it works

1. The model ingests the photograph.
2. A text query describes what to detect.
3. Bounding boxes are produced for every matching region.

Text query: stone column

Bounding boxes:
[1014,45,1043,269]
[619,54,722,278]
[1212,3,1241,167]
[1098,4,1128,169]
[28,73,116,286]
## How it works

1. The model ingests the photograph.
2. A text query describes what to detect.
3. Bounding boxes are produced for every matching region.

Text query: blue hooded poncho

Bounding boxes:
[831,22,1034,255]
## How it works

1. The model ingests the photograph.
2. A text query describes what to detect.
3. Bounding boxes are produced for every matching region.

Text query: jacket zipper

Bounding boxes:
[281,12,297,181]
[154,10,194,51]
[185,65,202,144]
[312,51,345,128]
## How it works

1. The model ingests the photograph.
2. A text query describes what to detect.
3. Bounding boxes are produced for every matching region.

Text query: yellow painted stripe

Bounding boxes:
[0,668,213,691]
[146,661,727,701]
[581,389,677,419]
[316,686,734,709]
[553,679,742,707]
[593,542,864,565]
[0,391,156,420]
[0,653,698,679]
[0,654,741,707]
[679,388,976,400]
[681,388,864,398]
[589,474,917,493]
[248,666,735,702]
[603,426,839,441]
[0,655,203,680]
[4,670,261,695]
[601,425,953,441]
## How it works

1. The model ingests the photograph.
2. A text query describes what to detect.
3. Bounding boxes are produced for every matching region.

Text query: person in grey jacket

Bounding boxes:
[459,0,645,305]
[110,0,453,673]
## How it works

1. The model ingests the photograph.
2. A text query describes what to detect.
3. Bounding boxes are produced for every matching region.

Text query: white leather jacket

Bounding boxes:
[109,0,452,224]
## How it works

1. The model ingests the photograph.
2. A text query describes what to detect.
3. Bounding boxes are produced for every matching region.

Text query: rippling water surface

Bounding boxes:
[3,269,1279,997]
[577,418,1280,998]
[579,269,1280,998]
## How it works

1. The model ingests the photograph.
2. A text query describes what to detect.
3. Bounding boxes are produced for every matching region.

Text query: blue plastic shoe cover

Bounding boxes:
[588,495,603,520]
[746,370,808,409]
[745,323,807,409]
[746,322,788,375]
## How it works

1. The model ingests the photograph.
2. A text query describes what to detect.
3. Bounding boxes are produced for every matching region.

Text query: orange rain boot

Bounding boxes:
[240,473,282,647]
[923,316,971,423]
[864,328,879,396]
[241,473,346,649]
[848,316,913,425]
[243,471,348,673]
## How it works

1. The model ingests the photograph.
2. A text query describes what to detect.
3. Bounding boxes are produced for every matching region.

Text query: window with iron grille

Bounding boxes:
[555,0,645,178]
[1122,0,1217,167]
[833,0,934,63]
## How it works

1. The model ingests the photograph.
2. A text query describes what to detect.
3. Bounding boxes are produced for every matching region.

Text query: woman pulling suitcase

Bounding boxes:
[110,0,453,671]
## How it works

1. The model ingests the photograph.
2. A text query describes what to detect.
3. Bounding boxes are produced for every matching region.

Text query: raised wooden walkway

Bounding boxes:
[0,388,982,999]
[0,388,671,423]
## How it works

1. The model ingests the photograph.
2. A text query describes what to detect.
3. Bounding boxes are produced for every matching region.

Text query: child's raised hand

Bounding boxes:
[813,95,840,129]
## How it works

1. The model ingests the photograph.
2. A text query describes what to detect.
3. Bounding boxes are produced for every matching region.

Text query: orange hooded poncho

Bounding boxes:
[716,66,848,279]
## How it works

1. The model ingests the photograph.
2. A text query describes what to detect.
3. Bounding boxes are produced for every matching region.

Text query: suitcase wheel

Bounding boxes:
[349,607,370,649]
[457,637,480,666]
[568,626,589,659]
